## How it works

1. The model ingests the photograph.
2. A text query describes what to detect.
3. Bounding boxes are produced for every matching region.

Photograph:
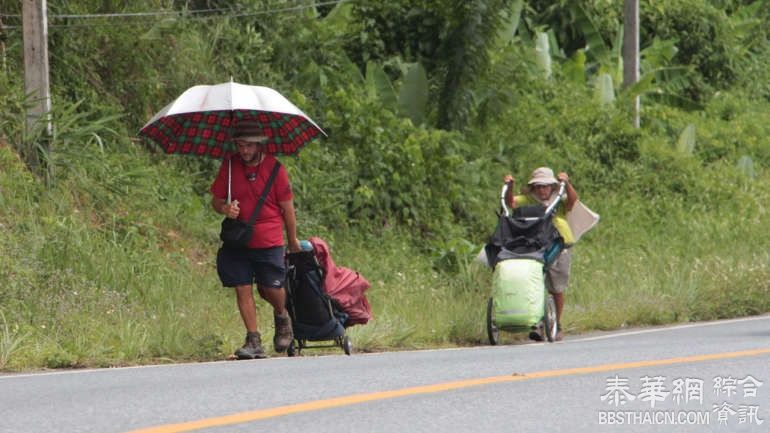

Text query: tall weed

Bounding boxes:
[0,311,27,370]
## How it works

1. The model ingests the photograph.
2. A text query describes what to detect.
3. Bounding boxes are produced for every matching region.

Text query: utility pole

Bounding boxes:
[0,15,7,73]
[623,0,640,128]
[22,0,52,170]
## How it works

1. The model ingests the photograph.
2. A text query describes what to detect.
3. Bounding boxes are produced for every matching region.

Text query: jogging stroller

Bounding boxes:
[483,181,566,344]
[284,238,372,356]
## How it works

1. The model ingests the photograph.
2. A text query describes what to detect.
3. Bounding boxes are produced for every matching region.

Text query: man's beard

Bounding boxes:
[242,152,262,164]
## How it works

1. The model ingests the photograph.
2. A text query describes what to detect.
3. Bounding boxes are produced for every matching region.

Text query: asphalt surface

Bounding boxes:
[2,315,769,433]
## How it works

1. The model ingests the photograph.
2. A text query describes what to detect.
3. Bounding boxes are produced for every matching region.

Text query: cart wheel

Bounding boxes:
[486,297,500,345]
[544,294,558,343]
[342,335,352,355]
[287,341,296,357]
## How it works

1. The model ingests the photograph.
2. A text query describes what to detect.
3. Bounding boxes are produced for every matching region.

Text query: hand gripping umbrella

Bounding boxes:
[139,81,326,157]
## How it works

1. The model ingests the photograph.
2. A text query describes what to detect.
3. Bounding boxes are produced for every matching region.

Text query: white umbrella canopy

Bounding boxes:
[139,81,326,157]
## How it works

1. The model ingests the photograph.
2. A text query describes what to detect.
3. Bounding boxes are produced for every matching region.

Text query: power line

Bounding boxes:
[0,0,349,27]
[0,8,222,19]
[1,7,237,19]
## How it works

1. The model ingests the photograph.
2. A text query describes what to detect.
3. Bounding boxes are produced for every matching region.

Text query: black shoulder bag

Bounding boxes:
[219,158,281,249]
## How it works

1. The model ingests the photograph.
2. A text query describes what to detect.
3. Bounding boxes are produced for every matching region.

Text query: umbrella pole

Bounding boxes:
[227,158,232,204]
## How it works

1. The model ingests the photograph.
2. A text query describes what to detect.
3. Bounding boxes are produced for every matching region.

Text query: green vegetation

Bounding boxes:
[0,0,768,370]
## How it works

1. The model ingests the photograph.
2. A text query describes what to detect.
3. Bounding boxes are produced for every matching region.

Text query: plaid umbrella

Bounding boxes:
[139,82,326,158]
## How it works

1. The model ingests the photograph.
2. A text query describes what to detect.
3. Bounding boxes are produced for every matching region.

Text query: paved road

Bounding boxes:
[2,315,770,433]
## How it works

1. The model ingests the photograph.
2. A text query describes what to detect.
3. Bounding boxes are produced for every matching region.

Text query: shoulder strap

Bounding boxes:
[246,161,282,226]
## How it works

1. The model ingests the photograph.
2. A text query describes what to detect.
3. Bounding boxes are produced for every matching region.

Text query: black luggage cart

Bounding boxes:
[284,250,352,356]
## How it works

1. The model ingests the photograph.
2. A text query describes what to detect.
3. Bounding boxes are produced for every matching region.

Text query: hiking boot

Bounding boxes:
[273,312,293,353]
[234,331,267,360]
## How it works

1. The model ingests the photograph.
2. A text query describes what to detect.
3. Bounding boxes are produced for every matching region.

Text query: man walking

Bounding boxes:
[210,121,301,359]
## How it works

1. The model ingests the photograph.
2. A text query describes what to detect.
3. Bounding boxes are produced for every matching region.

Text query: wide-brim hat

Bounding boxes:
[232,120,268,143]
[527,166,558,186]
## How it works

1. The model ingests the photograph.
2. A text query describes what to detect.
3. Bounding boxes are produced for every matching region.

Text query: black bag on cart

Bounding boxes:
[286,250,347,341]
[485,205,562,268]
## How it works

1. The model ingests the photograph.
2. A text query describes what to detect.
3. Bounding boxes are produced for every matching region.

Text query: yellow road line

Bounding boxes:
[125,347,770,433]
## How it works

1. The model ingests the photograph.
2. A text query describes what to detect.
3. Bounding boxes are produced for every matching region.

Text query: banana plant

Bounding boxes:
[397,62,429,126]
[365,60,429,127]
[496,0,524,46]
[676,124,696,154]
[535,32,552,79]
[557,3,700,110]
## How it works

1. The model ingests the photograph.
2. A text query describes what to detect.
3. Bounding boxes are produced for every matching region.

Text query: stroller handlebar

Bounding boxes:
[501,181,566,220]
[500,182,512,217]
[543,181,567,217]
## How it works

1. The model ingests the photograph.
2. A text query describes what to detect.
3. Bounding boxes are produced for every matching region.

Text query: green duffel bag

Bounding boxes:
[491,259,545,328]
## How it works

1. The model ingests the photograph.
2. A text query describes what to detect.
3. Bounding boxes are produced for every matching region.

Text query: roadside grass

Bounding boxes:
[324,230,492,351]
[566,193,770,334]
[1,141,769,370]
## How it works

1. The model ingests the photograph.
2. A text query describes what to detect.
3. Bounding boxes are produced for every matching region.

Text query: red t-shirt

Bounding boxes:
[210,154,293,248]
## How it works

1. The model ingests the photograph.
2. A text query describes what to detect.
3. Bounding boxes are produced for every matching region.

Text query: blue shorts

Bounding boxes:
[216,246,286,288]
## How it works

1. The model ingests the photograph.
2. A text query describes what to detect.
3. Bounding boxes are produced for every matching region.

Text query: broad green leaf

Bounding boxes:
[620,66,701,110]
[366,62,397,109]
[563,50,586,84]
[596,73,615,106]
[676,124,696,154]
[296,61,321,89]
[497,0,524,45]
[322,0,354,31]
[547,29,564,59]
[613,24,624,61]
[398,63,429,126]
[613,24,624,85]
[572,3,610,67]
[642,38,679,70]
[339,55,364,85]
[535,32,552,79]
[622,70,656,97]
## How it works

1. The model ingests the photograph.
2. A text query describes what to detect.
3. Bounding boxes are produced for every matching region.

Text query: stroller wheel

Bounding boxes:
[287,341,296,357]
[342,335,352,356]
[486,297,500,345]
[544,294,558,343]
